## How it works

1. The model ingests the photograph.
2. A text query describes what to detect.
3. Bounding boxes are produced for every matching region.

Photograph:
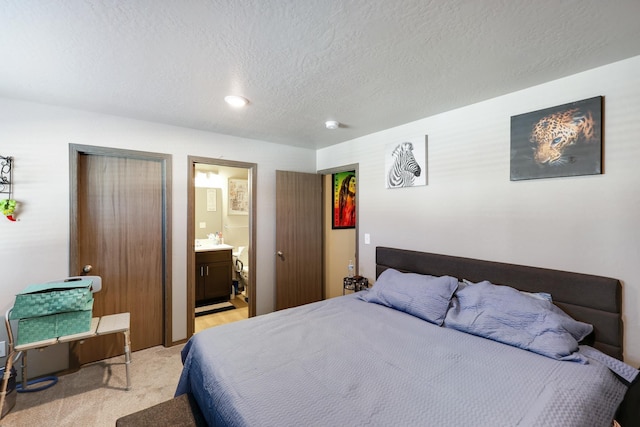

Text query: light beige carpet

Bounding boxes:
[1,344,184,427]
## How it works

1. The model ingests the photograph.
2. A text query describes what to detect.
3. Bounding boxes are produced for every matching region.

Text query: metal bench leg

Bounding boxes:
[0,352,14,418]
[123,330,131,390]
[20,352,27,390]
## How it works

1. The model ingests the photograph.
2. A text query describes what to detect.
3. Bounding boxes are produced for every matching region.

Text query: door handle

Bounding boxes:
[277,251,284,260]
[82,264,92,274]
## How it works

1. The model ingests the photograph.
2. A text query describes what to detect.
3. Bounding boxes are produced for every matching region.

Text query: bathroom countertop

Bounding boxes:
[195,242,234,252]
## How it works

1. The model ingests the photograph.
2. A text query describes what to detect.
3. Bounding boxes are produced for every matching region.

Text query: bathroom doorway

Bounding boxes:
[187,156,257,337]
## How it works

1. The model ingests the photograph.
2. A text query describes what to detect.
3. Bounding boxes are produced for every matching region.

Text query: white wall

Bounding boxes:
[0,99,316,374]
[317,55,640,366]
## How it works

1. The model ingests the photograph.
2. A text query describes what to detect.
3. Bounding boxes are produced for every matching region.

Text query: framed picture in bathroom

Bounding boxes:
[228,179,249,215]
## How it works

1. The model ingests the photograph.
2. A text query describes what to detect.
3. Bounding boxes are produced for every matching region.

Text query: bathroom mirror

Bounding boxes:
[194,186,223,239]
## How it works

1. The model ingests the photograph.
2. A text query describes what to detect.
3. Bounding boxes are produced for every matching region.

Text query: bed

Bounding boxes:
[176,246,639,426]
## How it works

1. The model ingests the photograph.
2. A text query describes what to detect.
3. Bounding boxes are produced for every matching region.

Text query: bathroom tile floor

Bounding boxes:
[195,297,248,333]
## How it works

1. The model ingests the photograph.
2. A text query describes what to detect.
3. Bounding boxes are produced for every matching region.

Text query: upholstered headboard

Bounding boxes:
[376,247,624,360]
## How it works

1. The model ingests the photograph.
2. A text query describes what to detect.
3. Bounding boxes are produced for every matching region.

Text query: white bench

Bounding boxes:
[16,312,132,388]
[1,276,132,417]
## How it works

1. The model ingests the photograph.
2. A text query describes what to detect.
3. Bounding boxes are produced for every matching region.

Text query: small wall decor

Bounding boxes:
[0,155,17,221]
[510,96,602,181]
[332,171,356,229]
[228,178,248,215]
[0,155,12,195]
[1,198,17,221]
[385,135,427,188]
[206,188,217,212]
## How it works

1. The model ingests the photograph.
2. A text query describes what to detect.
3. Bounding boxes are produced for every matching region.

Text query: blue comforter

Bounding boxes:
[176,293,629,426]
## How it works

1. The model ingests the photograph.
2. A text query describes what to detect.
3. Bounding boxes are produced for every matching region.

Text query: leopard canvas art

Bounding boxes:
[510,96,602,181]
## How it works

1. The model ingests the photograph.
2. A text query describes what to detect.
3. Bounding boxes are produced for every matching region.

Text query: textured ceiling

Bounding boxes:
[2,1,640,149]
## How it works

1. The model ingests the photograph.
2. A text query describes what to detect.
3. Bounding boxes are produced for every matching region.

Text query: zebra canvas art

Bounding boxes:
[385,136,427,188]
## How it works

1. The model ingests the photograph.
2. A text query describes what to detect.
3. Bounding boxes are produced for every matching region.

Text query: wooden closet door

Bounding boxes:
[275,170,323,310]
[71,151,164,365]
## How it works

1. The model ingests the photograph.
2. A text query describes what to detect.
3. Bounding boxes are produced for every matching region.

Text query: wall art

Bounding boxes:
[228,178,248,215]
[332,171,356,229]
[206,188,217,212]
[510,96,602,181]
[385,135,427,188]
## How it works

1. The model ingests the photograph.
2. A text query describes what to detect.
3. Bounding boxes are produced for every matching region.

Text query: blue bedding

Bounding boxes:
[176,293,630,426]
[443,280,593,363]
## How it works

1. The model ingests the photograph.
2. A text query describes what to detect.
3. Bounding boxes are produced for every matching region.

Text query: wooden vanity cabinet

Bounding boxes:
[196,249,232,304]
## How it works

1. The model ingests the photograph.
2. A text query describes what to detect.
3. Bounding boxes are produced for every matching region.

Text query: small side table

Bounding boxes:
[343,276,369,295]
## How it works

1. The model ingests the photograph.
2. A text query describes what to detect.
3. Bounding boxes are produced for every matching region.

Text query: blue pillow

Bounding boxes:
[444,280,593,363]
[461,279,552,302]
[358,269,458,326]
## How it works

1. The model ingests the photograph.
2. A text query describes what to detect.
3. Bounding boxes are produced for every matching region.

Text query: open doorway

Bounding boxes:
[187,156,257,337]
[319,164,358,299]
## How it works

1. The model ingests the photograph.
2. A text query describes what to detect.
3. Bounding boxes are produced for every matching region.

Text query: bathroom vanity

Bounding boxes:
[195,243,233,305]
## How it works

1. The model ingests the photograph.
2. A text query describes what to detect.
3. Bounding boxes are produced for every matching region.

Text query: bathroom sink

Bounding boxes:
[195,239,233,252]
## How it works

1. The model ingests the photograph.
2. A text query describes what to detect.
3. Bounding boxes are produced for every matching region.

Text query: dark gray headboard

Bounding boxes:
[376,247,623,360]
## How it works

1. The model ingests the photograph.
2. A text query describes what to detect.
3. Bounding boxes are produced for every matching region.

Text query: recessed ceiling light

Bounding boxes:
[224,95,249,108]
[325,120,340,130]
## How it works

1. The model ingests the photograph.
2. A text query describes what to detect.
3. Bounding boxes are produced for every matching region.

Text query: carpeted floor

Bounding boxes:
[0,345,184,427]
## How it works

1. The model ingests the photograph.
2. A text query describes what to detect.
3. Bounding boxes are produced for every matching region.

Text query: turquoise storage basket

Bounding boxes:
[16,306,93,346]
[10,280,93,320]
